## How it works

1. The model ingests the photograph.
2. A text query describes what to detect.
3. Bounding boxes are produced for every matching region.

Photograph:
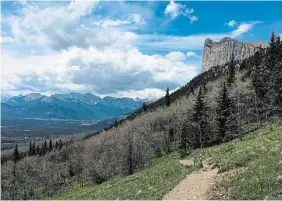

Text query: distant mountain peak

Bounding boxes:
[2,92,144,120]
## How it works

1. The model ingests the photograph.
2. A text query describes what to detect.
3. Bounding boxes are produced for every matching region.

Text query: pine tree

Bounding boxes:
[216,82,236,142]
[36,144,40,155]
[192,87,210,148]
[28,141,32,156]
[42,140,48,155]
[227,54,236,88]
[58,139,63,150]
[32,141,36,155]
[127,140,134,175]
[165,87,171,107]
[49,139,53,151]
[55,141,58,150]
[179,123,194,158]
[142,102,148,112]
[113,120,118,127]
[13,143,20,163]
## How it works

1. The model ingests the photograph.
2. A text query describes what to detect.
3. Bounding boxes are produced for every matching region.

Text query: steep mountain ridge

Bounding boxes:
[202,37,268,72]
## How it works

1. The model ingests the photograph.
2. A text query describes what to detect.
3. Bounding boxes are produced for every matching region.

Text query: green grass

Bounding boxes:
[187,122,282,199]
[45,122,282,200]
[45,152,194,200]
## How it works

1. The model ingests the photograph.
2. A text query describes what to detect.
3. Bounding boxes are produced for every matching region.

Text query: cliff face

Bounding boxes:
[202,37,266,72]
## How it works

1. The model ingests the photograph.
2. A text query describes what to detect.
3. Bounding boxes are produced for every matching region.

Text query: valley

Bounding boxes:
[1,118,115,155]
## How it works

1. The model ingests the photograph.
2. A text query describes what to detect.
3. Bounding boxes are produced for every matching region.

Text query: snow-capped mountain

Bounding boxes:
[2,93,143,120]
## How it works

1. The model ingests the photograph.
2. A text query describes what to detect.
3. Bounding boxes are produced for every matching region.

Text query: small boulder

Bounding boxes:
[210,163,220,170]
[202,157,214,169]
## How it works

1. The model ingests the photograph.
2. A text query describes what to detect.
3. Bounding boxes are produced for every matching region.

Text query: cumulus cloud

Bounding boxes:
[226,20,237,27]
[164,0,198,23]
[165,51,186,61]
[2,47,197,98]
[186,51,197,58]
[3,1,140,51]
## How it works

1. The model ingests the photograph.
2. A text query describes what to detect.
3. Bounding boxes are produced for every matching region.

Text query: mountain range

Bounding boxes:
[1,93,143,120]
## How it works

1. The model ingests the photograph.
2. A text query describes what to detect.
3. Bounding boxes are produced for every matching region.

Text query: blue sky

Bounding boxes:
[1,1,282,99]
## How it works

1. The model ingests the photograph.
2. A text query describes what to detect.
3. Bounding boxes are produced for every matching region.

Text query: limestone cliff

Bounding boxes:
[202,37,267,72]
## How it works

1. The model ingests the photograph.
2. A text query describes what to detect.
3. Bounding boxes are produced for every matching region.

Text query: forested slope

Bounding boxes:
[1,31,281,200]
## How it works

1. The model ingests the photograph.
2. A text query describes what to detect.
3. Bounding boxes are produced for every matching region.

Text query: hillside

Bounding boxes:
[1,32,281,200]
[46,123,282,200]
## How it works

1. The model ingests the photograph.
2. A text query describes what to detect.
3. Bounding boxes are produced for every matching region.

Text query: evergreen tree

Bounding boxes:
[142,102,148,112]
[49,139,53,151]
[165,87,171,107]
[216,82,237,142]
[32,141,36,155]
[192,87,210,148]
[58,139,63,150]
[179,123,194,158]
[42,140,48,155]
[252,47,267,99]
[227,55,236,88]
[55,141,58,150]
[28,141,32,156]
[13,143,20,163]
[127,141,133,175]
[113,120,118,127]
[36,144,40,155]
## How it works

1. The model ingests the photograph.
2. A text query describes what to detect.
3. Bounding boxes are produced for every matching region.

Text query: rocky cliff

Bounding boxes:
[202,37,267,72]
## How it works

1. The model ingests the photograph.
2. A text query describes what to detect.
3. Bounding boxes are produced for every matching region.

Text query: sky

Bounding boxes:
[1,0,282,100]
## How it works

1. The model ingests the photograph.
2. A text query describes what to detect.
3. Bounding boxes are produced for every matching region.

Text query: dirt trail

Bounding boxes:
[163,160,218,200]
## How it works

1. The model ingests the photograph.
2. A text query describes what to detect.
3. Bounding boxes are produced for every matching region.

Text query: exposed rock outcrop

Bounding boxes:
[202,37,268,72]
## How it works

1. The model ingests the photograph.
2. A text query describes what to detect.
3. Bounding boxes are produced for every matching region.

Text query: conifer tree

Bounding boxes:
[32,141,36,155]
[55,141,58,150]
[227,55,236,88]
[165,87,171,107]
[113,120,118,127]
[49,139,53,151]
[142,102,148,112]
[216,82,236,142]
[41,140,48,155]
[13,143,20,163]
[36,144,40,155]
[58,139,63,150]
[28,141,32,156]
[192,87,210,148]
[179,123,194,158]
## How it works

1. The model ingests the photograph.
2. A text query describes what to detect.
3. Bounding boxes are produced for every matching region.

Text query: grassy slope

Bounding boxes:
[47,122,282,200]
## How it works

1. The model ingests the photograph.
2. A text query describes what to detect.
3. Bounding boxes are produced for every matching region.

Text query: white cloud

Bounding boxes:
[164,0,198,23]
[105,88,165,99]
[2,47,198,97]
[93,13,146,28]
[165,51,186,61]
[188,15,199,23]
[231,21,260,38]
[227,20,237,27]
[164,0,180,19]
[128,13,146,25]
[186,51,197,58]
